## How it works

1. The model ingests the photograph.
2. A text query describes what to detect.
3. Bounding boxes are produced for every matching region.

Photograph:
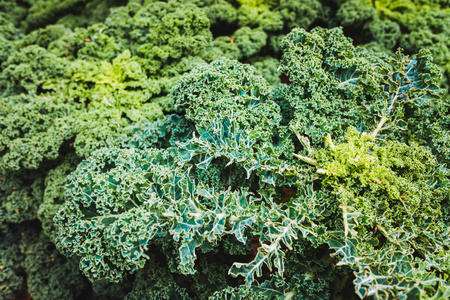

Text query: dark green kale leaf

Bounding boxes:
[124,262,191,300]
[38,153,81,242]
[172,57,278,138]
[0,45,69,95]
[279,27,442,147]
[334,0,450,88]
[55,147,265,282]
[0,14,22,69]
[274,0,322,30]
[0,224,87,300]
[0,94,79,173]
[0,171,44,228]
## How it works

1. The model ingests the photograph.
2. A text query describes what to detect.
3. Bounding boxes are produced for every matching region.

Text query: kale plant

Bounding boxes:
[1,0,450,298]
[55,27,450,298]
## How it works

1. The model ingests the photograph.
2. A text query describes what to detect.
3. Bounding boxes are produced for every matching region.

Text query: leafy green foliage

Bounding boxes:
[24,233,87,299]
[173,58,277,134]
[1,45,68,95]
[0,171,44,228]
[335,0,450,87]
[0,94,78,172]
[21,0,87,33]
[124,263,191,300]
[280,27,442,147]
[0,224,87,300]
[20,0,125,33]
[56,25,449,298]
[56,146,266,281]
[0,225,25,300]
[0,0,215,163]
[0,14,22,68]
[2,0,450,298]
[316,129,450,298]
[37,153,81,242]
[275,0,322,30]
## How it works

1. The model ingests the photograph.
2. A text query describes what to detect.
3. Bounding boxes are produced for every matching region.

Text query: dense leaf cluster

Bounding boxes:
[1,0,450,299]
[57,26,449,299]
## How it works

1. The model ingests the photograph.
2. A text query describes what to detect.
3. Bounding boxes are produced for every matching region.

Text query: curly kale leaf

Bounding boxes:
[55,148,170,281]
[0,14,21,69]
[234,0,283,31]
[62,1,213,157]
[0,45,69,95]
[249,56,282,86]
[172,58,279,137]
[335,0,450,87]
[104,1,212,68]
[56,144,322,286]
[0,224,87,300]
[0,94,79,172]
[279,27,442,146]
[0,225,25,299]
[48,23,121,61]
[24,233,87,300]
[209,276,292,300]
[54,26,449,298]
[0,266,23,300]
[316,127,443,230]
[274,0,322,30]
[55,146,263,281]
[1,0,214,163]
[172,57,299,186]
[336,0,377,28]
[38,153,81,242]
[124,262,191,300]
[315,128,450,298]
[0,171,44,228]
[66,49,164,157]
[376,1,450,58]
[21,0,103,33]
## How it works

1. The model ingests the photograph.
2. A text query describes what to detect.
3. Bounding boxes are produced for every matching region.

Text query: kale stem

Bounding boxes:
[293,153,317,166]
[371,85,401,138]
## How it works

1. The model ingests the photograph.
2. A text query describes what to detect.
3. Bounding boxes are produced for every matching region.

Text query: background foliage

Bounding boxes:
[1,0,449,299]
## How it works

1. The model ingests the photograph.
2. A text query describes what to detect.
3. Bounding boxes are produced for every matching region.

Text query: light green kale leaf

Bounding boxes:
[315,128,450,298]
